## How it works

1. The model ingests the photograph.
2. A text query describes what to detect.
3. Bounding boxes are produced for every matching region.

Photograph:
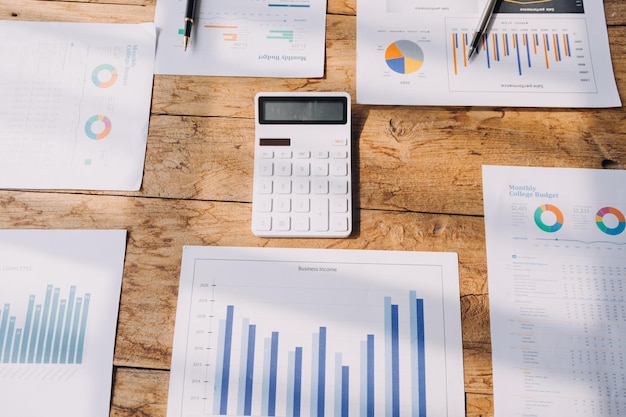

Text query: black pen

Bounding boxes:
[183,0,197,51]
[467,0,498,61]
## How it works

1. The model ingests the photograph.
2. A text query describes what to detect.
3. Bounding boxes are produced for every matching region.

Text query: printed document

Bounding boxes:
[168,246,465,417]
[0,229,127,417]
[0,22,155,190]
[357,0,621,107]
[483,165,626,417]
[154,0,327,77]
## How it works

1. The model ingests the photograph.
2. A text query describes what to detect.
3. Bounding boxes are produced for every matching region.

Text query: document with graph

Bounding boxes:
[154,0,326,77]
[0,21,155,190]
[357,0,621,107]
[483,165,626,417]
[168,246,465,417]
[0,229,126,417]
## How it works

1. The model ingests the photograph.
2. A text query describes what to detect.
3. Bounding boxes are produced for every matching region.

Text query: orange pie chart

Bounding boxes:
[385,40,424,74]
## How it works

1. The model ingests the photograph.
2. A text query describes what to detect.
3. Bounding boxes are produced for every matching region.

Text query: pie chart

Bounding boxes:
[385,40,424,74]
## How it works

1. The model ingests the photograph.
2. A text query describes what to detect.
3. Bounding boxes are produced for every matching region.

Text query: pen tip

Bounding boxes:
[467,48,475,61]
[183,37,189,51]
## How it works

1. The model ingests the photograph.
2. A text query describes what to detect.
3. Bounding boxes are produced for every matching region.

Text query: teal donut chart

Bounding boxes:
[534,204,564,233]
[84,115,112,140]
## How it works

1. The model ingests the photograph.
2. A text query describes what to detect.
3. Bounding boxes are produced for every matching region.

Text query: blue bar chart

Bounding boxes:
[168,247,464,417]
[203,293,426,417]
[0,284,91,365]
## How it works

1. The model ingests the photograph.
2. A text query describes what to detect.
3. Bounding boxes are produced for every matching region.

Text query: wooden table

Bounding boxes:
[1,1,625,416]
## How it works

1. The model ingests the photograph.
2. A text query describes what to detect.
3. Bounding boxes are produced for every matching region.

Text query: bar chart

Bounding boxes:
[0,229,126,417]
[446,17,598,94]
[0,284,91,365]
[168,247,465,417]
[204,293,425,417]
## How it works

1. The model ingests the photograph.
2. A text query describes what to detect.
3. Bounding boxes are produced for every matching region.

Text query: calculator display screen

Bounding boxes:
[259,97,347,124]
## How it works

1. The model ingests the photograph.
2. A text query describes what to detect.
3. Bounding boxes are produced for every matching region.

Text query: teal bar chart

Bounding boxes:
[0,284,91,365]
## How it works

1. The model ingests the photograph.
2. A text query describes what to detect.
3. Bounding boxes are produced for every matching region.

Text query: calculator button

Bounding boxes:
[275,179,292,194]
[254,215,272,231]
[258,161,273,176]
[294,162,310,176]
[312,199,329,232]
[259,151,274,159]
[293,215,310,232]
[293,179,310,194]
[314,151,329,159]
[331,197,348,213]
[330,180,348,195]
[293,197,310,213]
[331,162,348,176]
[256,197,273,213]
[276,161,292,176]
[333,138,348,146]
[296,151,311,159]
[312,179,329,194]
[274,215,291,231]
[278,151,292,158]
[332,150,348,159]
[274,197,291,213]
[331,215,349,232]
[312,162,329,176]
[257,178,273,194]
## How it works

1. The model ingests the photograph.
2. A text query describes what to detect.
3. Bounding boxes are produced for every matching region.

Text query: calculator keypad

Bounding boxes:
[252,143,351,237]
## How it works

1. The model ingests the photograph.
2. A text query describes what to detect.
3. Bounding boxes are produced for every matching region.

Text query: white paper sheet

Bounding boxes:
[0,229,127,417]
[168,246,465,417]
[483,165,626,417]
[0,22,155,190]
[357,0,621,107]
[154,0,326,77]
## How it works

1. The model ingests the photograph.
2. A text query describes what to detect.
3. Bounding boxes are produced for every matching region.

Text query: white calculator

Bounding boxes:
[251,92,352,238]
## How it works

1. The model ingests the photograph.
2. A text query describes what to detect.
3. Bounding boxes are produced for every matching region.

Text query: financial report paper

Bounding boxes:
[357,0,621,107]
[0,229,127,417]
[483,165,626,417]
[0,21,155,190]
[168,246,465,417]
[154,0,327,77]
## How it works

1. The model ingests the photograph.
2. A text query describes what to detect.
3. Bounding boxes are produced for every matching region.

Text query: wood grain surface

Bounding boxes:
[1,1,625,416]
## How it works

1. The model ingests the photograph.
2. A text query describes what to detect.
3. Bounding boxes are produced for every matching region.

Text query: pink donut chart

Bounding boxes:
[84,115,112,140]
[595,206,626,236]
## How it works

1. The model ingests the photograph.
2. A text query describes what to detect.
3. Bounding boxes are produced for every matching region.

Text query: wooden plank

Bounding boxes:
[605,0,626,26]
[111,368,169,417]
[139,113,626,216]
[0,0,154,22]
[0,191,489,375]
[466,393,494,417]
[57,0,153,7]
